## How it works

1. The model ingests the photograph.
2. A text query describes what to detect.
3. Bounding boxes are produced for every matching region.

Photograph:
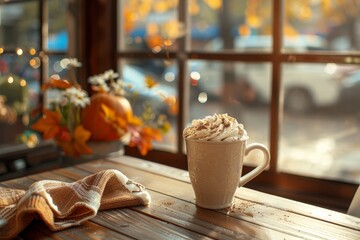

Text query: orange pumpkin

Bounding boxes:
[81,92,133,141]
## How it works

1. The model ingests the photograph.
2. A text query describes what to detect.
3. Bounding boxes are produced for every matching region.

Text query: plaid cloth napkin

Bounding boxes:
[0,169,151,240]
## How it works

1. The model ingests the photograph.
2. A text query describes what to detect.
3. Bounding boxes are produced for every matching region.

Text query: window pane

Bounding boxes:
[184,60,271,165]
[0,1,39,49]
[46,0,69,51]
[119,0,181,52]
[0,54,40,146]
[283,0,360,52]
[119,59,178,152]
[282,63,341,113]
[0,0,71,149]
[190,0,273,52]
[279,63,360,184]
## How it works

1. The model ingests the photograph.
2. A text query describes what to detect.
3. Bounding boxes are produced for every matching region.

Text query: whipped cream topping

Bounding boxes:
[183,113,248,142]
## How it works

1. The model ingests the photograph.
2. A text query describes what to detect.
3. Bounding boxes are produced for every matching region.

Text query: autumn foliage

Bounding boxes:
[100,104,162,156]
[32,63,172,158]
[32,109,92,157]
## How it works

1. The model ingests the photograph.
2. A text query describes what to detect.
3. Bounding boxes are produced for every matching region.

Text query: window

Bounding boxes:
[117,0,360,210]
[0,0,81,174]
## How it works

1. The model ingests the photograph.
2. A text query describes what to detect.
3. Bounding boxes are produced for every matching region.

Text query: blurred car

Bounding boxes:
[339,69,360,104]
[248,63,341,113]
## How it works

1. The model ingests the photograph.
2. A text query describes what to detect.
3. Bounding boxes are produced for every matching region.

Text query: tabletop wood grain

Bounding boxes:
[1,155,359,240]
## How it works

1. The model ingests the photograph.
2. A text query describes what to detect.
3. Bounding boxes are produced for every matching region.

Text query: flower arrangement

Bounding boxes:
[31,58,173,157]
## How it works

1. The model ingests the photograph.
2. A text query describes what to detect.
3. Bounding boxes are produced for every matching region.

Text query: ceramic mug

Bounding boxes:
[185,139,270,209]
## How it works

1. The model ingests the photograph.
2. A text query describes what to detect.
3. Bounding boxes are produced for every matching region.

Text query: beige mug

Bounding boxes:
[185,139,270,209]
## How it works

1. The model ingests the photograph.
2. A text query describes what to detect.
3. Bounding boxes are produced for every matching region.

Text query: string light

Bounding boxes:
[29,57,41,69]
[16,48,23,55]
[20,79,27,87]
[29,48,36,55]
[7,76,14,84]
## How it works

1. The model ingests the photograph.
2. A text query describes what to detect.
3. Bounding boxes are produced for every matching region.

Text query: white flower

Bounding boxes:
[104,70,119,80]
[111,79,128,96]
[62,87,90,108]
[88,74,106,85]
[98,83,110,92]
[88,74,111,92]
[88,69,124,94]
[67,58,82,68]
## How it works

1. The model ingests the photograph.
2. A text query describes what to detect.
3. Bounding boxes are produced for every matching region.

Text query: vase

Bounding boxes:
[61,140,124,166]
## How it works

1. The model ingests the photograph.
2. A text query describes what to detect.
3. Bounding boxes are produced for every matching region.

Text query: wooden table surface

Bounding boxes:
[1,155,359,240]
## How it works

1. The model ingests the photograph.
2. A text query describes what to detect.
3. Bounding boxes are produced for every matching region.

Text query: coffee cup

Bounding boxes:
[185,138,270,209]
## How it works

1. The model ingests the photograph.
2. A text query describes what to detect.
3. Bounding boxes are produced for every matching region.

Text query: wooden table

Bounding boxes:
[1,156,359,239]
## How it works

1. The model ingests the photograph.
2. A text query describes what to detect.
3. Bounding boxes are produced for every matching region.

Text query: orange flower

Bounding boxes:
[57,127,72,142]
[58,125,93,157]
[101,104,128,136]
[127,114,143,127]
[100,104,162,156]
[32,109,92,157]
[31,110,62,139]
[42,78,73,90]
[128,126,163,156]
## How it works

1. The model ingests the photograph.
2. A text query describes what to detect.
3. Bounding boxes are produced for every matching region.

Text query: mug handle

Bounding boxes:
[238,143,270,187]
